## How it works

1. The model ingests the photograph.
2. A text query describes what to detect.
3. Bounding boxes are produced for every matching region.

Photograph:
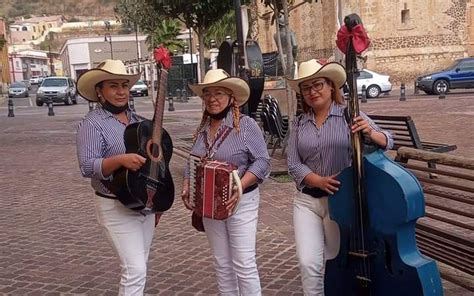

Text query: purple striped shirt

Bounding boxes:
[76,107,141,194]
[184,110,271,182]
[287,102,393,190]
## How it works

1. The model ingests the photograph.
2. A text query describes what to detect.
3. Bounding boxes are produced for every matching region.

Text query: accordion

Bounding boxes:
[189,154,242,220]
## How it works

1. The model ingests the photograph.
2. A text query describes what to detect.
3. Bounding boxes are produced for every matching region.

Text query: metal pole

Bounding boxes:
[48,45,54,75]
[109,38,113,59]
[234,0,246,76]
[189,28,194,84]
[135,23,141,80]
[400,83,406,101]
[10,53,16,83]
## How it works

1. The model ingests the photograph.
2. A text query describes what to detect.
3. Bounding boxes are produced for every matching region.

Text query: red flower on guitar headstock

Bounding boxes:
[154,46,172,70]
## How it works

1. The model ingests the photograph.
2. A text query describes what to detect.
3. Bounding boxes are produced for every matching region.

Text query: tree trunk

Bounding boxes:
[198,29,206,83]
[282,0,294,78]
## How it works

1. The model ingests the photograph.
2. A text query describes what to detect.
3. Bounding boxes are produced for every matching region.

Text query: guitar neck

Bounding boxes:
[152,67,168,144]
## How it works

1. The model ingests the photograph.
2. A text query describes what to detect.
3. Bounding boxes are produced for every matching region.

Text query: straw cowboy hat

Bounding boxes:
[287,59,347,93]
[189,69,250,106]
[77,59,140,102]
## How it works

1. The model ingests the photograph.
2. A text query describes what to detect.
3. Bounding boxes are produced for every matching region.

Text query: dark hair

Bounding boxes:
[95,81,104,89]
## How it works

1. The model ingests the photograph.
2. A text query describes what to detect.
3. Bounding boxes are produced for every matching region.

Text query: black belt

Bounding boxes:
[301,187,327,198]
[95,191,118,200]
[243,183,258,194]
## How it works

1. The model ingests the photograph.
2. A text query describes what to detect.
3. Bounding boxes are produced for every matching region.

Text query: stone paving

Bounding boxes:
[0,93,472,295]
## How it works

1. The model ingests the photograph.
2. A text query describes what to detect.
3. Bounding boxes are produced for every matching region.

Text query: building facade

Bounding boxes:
[60,35,147,81]
[9,15,64,44]
[0,18,10,92]
[8,50,50,82]
[253,0,473,83]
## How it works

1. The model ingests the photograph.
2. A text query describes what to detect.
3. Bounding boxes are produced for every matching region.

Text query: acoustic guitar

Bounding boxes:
[107,55,175,213]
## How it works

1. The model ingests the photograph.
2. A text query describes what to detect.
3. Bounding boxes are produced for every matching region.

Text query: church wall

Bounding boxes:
[253,0,471,83]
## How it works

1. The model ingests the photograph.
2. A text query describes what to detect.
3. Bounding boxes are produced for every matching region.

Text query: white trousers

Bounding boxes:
[203,189,261,296]
[293,191,340,296]
[93,195,155,296]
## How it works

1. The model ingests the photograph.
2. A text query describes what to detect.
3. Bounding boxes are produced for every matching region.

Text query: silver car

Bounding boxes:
[36,77,77,106]
[130,80,149,97]
[8,82,29,98]
[357,69,392,98]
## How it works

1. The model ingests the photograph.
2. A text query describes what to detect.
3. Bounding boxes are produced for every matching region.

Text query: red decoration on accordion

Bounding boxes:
[153,46,172,70]
[189,155,242,220]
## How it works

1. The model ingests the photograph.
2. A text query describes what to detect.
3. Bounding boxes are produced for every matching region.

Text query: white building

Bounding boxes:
[60,35,147,81]
[8,49,50,82]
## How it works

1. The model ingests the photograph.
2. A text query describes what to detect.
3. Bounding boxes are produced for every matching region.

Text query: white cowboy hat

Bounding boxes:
[77,59,140,102]
[287,59,347,93]
[189,69,250,106]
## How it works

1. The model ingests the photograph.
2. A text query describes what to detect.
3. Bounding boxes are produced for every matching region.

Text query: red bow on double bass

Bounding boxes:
[336,24,370,54]
[153,46,172,70]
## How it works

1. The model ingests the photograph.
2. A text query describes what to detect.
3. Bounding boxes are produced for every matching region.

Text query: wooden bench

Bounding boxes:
[396,147,473,291]
[368,114,457,153]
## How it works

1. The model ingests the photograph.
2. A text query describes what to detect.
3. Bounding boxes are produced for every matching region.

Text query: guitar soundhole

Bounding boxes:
[150,143,161,158]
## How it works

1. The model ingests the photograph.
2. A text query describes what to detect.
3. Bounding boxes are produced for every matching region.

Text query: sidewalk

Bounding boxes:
[0,97,471,295]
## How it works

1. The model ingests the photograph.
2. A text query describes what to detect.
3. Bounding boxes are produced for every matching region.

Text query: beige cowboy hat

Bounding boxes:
[189,69,250,106]
[287,59,347,93]
[77,59,140,102]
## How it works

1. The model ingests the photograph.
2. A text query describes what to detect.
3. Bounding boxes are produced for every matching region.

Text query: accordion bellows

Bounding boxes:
[190,155,242,220]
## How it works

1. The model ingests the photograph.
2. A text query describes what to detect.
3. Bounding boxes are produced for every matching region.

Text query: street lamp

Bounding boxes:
[104,33,113,59]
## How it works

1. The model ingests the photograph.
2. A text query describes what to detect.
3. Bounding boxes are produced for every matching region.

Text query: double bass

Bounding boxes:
[105,47,175,213]
[324,14,443,295]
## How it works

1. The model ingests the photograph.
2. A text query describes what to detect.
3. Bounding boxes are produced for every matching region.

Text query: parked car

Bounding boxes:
[36,77,77,106]
[130,80,149,97]
[343,69,392,98]
[416,57,474,95]
[8,82,29,98]
[29,76,40,85]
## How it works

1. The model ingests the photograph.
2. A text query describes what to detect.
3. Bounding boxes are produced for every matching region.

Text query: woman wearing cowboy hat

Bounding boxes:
[182,69,271,296]
[285,59,393,295]
[76,59,155,295]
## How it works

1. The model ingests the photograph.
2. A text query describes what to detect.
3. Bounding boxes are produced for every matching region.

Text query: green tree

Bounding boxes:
[206,10,236,48]
[145,19,184,52]
[146,0,250,80]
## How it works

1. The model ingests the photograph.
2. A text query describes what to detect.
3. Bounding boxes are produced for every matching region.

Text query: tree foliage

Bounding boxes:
[145,0,249,79]
[206,10,236,49]
[145,19,184,52]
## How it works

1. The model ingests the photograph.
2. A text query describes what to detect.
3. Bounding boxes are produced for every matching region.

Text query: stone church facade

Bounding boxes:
[251,0,474,83]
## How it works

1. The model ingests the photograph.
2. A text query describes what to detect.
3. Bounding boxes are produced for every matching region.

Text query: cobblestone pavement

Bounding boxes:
[0,93,472,295]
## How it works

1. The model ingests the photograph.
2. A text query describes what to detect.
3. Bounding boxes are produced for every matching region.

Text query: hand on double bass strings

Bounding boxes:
[351,115,389,149]
[304,173,341,195]
[351,115,373,136]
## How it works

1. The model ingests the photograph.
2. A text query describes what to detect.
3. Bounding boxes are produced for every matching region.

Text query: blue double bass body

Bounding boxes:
[325,149,443,295]
[324,13,443,296]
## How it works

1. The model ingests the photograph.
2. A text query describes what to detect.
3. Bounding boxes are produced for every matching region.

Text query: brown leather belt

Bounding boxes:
[243,183,258,194]
[301,187,327,198]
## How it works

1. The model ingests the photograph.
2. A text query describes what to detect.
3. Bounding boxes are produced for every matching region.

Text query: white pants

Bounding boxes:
[203,189,261,296]
[93,195,155,296]
[293,191,340,296]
